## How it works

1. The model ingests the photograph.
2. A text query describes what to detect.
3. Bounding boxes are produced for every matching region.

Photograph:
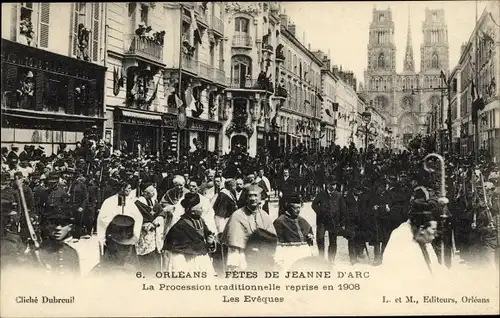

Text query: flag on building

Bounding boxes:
[175,94,183,109]
[190,9,202,45]
[148,78,160,103]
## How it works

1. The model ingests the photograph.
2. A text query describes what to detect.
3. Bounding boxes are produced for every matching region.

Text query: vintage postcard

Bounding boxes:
[1,1,499,317]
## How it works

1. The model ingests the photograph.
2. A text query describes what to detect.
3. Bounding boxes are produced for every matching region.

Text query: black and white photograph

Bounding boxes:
[1,1,499,316]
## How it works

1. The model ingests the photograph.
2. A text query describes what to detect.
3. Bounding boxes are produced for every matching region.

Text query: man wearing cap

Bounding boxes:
[45,172,70,232]
[38,204,80,277]
[91,214,139,276]
[221,184,277,271]
[6,145,19,164]
[1,200,30,272]
[13,171,37,240]
[273,194,314,270]
[163,193,216,273]
[1,171,19,208]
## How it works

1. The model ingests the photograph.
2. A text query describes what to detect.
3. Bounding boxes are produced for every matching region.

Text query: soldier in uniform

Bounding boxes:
[38,204,80,277]
[1,199,35,273]
[44,172,69,238]
[67,171,89,242]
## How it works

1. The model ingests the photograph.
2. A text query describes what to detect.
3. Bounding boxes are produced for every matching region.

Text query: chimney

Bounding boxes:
[308,43,311,51]
[288,24,296,36]
[280,14,288,29]
[323,57,331,70]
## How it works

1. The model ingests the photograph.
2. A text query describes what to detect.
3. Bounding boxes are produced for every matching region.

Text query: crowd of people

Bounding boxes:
[1,129,499,279]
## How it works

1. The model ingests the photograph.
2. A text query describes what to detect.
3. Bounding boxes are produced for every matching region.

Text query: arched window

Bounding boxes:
[234,17,249,33]
[378,53,385,69]
[231,55,252,88]
[431,53,439,69]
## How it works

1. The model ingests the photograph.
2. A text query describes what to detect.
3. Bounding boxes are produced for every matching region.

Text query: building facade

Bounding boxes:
[275,13,323,154]
[362,7,450,150]
[1,3,106,154]
[449,2,499,160]
[104,2,227,158]
[333,66,361,147]
[318,54,338,148]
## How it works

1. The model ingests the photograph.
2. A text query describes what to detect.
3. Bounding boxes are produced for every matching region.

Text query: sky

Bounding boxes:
[281,1,489,86]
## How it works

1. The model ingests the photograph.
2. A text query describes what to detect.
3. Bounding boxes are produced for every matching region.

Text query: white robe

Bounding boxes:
[97,193,143,248]
[383,221,445,284]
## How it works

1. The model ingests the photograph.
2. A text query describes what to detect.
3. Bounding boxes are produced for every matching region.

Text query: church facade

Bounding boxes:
[363,7,450,150]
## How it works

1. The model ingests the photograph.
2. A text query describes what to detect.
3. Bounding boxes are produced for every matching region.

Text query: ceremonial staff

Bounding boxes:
[423,153,454,267]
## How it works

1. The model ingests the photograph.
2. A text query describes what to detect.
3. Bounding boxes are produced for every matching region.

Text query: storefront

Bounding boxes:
[112,107,162,156]
[162,113,178,158]
[178,117,222,155]
[1,39,106,154]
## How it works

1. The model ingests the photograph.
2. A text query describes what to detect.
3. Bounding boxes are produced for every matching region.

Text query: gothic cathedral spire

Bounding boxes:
[403,5,415,72]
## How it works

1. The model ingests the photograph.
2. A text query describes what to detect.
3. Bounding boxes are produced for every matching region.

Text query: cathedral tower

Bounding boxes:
[364,7,397,122]
[420,8,449,73]
[367,8,396,73]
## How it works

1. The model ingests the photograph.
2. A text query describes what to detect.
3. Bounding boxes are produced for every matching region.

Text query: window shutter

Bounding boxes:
[71,3,79,56]
[11,3,18,41]
[39,3,50,48]
[92,3,100,62]
[35,71,45,111]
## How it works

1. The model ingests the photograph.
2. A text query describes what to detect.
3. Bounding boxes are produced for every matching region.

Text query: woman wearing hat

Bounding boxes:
[162,193,216,274]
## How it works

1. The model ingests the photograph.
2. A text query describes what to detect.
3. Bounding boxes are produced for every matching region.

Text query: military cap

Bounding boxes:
[1,171,11,184]
[46,204,75,224]
[287,193,301,204]
[1,200,17,216]
[47,171,60,181]
[13,171,24,179]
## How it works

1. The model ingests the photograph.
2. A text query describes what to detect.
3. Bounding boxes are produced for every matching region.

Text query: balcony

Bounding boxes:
[124,34,163,63]
[198,61,213,80]
[211,16,224,36]
[181,53,199,75]
[226,77,273,92]
[195,6,209,28]
[215,68,225,85]
[232,34,253,49]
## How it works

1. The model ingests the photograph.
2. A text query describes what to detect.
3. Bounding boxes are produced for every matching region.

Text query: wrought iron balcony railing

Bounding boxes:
[181,53,199,74]
[232,34,253,48]
[124,34,163,61]
[198,61,212,79]
[211,16,224,35]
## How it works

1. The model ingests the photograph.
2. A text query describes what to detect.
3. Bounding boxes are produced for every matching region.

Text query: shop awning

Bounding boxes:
[2,108,106,123]
[120,109,162,121]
